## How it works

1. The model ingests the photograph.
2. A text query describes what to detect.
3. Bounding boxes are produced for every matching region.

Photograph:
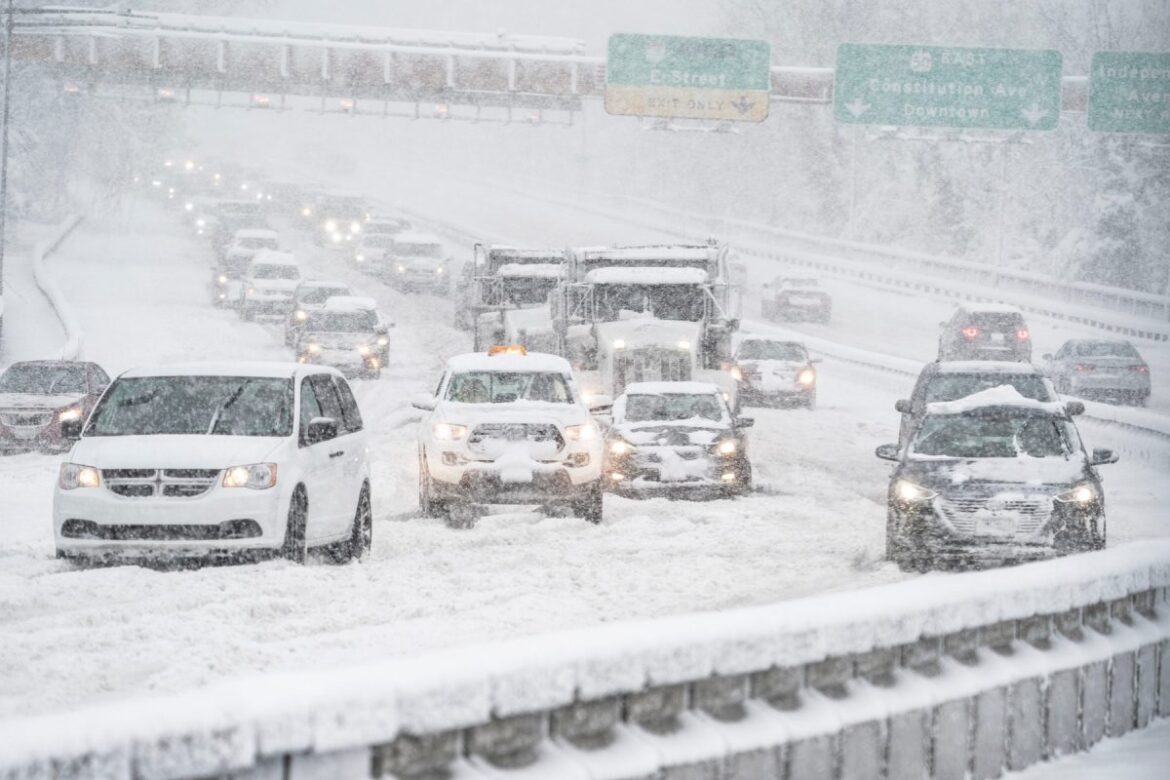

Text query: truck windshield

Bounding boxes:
[911,413,1068,459]
[362,235,396,248]
[594,284,705,322]
[0,363,86,394]
[624,393,724,423]
[86,376,293,437]
[446,372,571,404]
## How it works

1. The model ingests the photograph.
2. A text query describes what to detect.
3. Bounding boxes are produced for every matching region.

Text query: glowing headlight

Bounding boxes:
[436,267,444,275]
[677,340,691,351]
[246,287,256,297]
[196,218,206,227]
[349,221,361,234]
[184,202,194,212]
[376,336,389,346]
[717,439,737,455]
[59,463,100,490]
[324,219,338,232]
[609,439,633,456]
[218,274,228,284]
[184,160,195,171]
[306,342,322,354]
[433,422,468,441]
[564,423,597,442]
[397,265,406,273]
[730,365,744,382]
[798,368,816,386]
[57,407,82,423]
[1056,484,1097,504]
[222,463,277,490]
[355,254,365,262]
[331,233,343,243]
[612,339,626,350]
[151,179,162,187]
[358,345,371,356]
[294,309,308,321]
[302,207,312,217]
[895,480,936,503]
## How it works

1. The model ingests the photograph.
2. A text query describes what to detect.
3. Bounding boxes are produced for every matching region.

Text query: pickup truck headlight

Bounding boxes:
[223,463,277,489]
[218,274,228,285]
[716,439,736,455]
[1055,484,1097,505]
[294,309,308,321]
[358,345,371,356]
[798,368,816,386]
[564,423,597,442]
[609,439,633,456]
[59,463,100,490]
[433,422,468,441]
[376,336,389,346]
[306,342,322,354]
[729,365,744,382]
[895,480,936,503]
[57,407,82,423]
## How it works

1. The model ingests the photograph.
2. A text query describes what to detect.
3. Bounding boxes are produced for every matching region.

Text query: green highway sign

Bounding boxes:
[1088,51,1170,134]
[833,43,1063,130]
[605,33,771,122]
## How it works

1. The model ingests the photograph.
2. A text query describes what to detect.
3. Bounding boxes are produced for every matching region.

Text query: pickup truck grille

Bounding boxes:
[103,468,220,499]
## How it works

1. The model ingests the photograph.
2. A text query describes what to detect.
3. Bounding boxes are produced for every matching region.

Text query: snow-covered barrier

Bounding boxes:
[30,214,85,361]
[1,543,1168,780]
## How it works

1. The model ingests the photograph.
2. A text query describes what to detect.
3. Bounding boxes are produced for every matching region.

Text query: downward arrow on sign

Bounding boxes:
[845,98,870,118]
[1020,103,1049,125]
[731,97,754,114]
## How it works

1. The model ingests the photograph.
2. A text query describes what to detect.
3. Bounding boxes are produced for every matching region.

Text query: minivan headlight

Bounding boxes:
[59,463,100,490]
[222,463,277,489]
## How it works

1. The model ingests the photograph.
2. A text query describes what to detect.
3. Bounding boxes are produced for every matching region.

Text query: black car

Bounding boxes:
[938,304,1031,362]
[876,387,1115,572]
[894,361,1081,448]
[604,381,753,497]
[761,277,832,324]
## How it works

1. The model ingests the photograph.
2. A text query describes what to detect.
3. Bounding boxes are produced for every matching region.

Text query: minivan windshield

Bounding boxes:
[912,413,1069,459]
[86,376,293,437]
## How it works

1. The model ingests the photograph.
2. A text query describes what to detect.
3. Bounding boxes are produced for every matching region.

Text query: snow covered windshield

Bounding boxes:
[625,393,724,423]
[446,372,571,404]
[911,413,1069,459]
[251,264,300,280]
[502,277,559,305]
[1074,341,1139,358]
[395,242,442,258]
[306,310,377,333]
[238,237,278,250]
[737,341,807,361]
[86,377,294,437]
[594,284,705,322]
[298,287,350,305]
[924,376,1050,403]
[0,363,86,394]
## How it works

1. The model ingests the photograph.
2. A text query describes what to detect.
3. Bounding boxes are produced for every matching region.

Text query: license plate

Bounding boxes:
[975,513,1015,536]
[990,332,1005,344]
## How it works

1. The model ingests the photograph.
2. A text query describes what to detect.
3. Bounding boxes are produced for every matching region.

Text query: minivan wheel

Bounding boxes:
[338,484,372,562]
[281,487,308,564]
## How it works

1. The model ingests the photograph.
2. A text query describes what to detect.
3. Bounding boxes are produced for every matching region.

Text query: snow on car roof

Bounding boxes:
[392,230,441,244]
[325,296,378,312]
[934,361,1044,375]
[233,229,278,239]
[446,351,572,374]
[497,263,564,278]
[623,381,723,396]
[250,250,297,266]
[585,267,709,285]
[962,302,1024,314]
[926,385,1065,415]
[119,362,333,380]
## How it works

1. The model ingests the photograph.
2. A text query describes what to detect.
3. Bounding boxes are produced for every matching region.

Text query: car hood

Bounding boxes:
[437,401,585,427]
[0,393,86,411]
[900,456,1088,492]
[595,319,702,351]
[69,435,286,469]
[613,421,727,446]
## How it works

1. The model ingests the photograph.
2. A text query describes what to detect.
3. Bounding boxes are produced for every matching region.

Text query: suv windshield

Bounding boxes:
[625,393,725,422]
[912,413,1069,459]
[446,371,571,404]
[86,376,293,437]
[298,286,350,305]
[252,264,300,280]
[307,310,377,332]
[0,363,86,394]
[924,375,1050,404]
[737,341,807,361]
[595,284,706,322]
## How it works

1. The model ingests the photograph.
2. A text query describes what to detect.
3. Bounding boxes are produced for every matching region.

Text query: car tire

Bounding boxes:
[242,306,254,322]
[281,487,308,564]
[572,481,604,524]
[738,462,753,495]
[418,456,447,518]
[337,483,372,562]
[805,392,817,410]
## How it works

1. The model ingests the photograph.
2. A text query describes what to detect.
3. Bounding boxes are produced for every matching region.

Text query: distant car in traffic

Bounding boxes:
[876,385,1115,571]
[1043,339,1151,406]
[384,231,450,292]
[605,381,753,497]
[894,361,1077,448]
[938,304,1031,362]
[284,280,354,346]
[732,338,819,408]
[221,228,279,264]
[311,193,369,248]
[239,251,302,320]
[352,233,396,271]
[295,297,391,379]
[363,215,412,236]
[53,363,371,565]
[0,361,110,454]
[761,277,832,324]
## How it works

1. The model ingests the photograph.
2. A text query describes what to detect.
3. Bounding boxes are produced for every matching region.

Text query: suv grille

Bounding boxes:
[0,411,53,428]
[939,495,1052,535]
[102,468,220,499]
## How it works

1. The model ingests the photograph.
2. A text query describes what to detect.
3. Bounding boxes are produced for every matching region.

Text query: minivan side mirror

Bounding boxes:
[894,399,911,414]
[1089,448,1118,466]
[875,443,900,462]
[305,417,338,445]
[1065,401,1085,416]
[61,419,83,441]
[411,393,437,412]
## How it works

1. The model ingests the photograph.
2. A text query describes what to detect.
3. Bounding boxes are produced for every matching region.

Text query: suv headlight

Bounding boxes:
[895,479,936,503]
[798,368,816,386]
[1055,484,1097,505]
[358,345,371,356]
[715,439,736,456]
[564,423,597,442]
[59,463,100,490]
[57,407,82,423]
[433,422,468,441]
[223,463,277,489]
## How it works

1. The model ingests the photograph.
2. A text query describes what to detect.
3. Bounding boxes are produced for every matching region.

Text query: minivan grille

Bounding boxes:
[102,468,220,499]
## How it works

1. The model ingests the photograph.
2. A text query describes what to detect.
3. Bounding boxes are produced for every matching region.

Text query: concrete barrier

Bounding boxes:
[0,542,1167,780]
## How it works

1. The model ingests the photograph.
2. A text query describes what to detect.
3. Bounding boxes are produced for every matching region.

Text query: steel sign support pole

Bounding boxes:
[0,0,13,307]
[844,125,858,239]
[995,141,1009,269]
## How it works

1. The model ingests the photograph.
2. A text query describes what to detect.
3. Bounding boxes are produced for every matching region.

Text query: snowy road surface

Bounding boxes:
[1,173,1168,723]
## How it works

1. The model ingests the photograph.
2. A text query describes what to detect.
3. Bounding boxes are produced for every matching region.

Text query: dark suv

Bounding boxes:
[938,305,1031,362]
[894,361,1080,448]
[877,387,1114,571]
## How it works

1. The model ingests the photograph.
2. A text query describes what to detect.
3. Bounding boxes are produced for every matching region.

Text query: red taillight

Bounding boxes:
[961,326,980,341]
[1133,365,1149,373]
[1016,329,1030,341]
[1074,363,1096,372]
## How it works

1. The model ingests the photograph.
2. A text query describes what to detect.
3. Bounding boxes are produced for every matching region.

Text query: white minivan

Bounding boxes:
[54,363,371,565]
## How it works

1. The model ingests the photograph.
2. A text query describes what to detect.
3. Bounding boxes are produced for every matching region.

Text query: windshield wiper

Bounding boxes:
[207,383,249,435]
